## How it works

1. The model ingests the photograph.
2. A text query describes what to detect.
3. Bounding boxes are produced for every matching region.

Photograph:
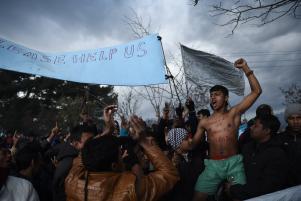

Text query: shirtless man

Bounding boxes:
[180,58,262,201]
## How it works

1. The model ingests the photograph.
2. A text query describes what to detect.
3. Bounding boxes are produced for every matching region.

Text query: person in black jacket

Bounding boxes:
[228,114,289,200]
[238,104,273,152]
[46,124,95,201]
[277,103,301,186]
[156,103,173,151]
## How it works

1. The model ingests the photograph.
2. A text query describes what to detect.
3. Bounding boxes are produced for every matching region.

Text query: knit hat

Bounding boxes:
[284,103,301,121]
[167,128,188,151]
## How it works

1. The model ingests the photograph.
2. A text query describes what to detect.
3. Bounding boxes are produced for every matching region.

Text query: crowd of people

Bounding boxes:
[0,58,301,201]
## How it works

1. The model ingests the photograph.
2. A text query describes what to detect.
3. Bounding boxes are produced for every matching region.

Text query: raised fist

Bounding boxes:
[234,58,247,69]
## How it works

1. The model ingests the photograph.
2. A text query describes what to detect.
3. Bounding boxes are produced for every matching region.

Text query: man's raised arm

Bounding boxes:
[233,58,262,115]
[129,115,179,201]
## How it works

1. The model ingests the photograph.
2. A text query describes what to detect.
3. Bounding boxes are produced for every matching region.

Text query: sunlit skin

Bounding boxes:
[186,58,262,201]
[203,98,240,158]
[180,58,262,159]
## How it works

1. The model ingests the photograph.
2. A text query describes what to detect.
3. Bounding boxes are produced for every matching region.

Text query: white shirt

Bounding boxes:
[0,176,39,201]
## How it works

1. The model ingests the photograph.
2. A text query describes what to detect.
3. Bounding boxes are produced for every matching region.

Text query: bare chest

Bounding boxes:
[206,115,234,132]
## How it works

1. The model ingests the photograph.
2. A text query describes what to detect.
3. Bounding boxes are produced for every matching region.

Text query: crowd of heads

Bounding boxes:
[0,84,301,201]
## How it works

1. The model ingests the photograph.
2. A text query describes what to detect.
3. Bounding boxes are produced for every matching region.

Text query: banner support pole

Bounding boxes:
[157,36,182,105]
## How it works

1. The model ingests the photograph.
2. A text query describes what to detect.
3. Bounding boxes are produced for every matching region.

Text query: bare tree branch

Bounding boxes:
[117,88,140,118]
[124,9,211,116]
[280,83,301,104]
[123,8,151,39]
[194,0,301,33]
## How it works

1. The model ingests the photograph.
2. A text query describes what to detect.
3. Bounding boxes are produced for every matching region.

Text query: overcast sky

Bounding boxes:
[0,0,300,122]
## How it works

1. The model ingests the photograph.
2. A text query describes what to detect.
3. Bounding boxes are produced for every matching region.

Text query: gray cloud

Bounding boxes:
[0,0,137,50]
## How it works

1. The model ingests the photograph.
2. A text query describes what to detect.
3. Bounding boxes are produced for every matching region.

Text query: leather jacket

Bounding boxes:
[65,144,179,201]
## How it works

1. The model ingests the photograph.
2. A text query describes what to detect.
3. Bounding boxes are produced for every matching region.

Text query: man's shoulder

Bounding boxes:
[227,106,243,117]
[198,116,211,128]
[6,176,36,193]
[68,170,136,183]
[1,176,39,201]
[275,131,296,144]
[65,172,137,200]
[7,175,33,185]
[89,172,136,185]
[260,139,287,158]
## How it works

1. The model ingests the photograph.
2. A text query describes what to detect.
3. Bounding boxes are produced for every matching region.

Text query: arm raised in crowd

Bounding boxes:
[129,115,179,201]
[232,58,262,115]
[95,105,117,137]
[185,97,198,134]
[179,118,206,152]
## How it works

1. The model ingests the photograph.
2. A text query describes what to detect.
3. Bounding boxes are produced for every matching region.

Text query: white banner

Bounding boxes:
[245,185,301,201]
[0,34,167,86]
[181,44,245,96]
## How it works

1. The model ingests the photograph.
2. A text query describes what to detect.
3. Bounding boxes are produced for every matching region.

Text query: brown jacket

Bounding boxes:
[65,144,179,201]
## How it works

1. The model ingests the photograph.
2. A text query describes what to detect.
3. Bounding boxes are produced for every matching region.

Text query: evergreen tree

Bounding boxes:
[0,69,117,136]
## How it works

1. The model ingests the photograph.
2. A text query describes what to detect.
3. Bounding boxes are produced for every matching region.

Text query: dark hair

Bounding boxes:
[173,117,185,128]
[210,85,229,96]
[70,125,97,142]
[197,109,210,117]
[255,114,280,135]
[15,141,41,171]
[81,135,119,172]
[256,104,273,117]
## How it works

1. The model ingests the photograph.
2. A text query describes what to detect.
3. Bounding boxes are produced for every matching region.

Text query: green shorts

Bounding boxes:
[195,154,246,195]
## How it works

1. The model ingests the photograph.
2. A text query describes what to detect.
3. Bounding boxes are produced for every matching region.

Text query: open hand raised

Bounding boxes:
[129,115,146,141]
